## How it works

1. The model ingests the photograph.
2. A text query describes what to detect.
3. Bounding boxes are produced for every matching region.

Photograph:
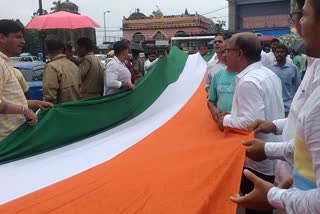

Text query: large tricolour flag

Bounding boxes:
[0,47,252,214]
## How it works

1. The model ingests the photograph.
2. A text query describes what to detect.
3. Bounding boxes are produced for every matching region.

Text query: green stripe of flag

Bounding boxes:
[0,47,188,164]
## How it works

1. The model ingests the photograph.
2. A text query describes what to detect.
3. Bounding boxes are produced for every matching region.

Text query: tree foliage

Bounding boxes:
[215,20,226,33]
[23,26,42,55]
[50,0,63,13]
[32,9,48,18]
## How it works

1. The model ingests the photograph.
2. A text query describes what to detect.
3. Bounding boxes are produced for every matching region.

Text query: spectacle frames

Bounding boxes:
[214,40,223,44]
[289,11,302,23]
[224,48,240,54]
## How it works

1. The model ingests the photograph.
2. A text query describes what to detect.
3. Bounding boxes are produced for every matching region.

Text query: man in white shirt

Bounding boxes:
[217,32,284,214]
[260,49,270,67]
[205,33,232,92]
[230,0,320,213]
[262,38,293,67]
[144,51,159,74]
[104,40,135,95]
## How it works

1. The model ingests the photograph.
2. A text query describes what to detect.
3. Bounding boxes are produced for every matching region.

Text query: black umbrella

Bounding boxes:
[107,41,143,51]
[130,41,144,51]
[291,39,305,54]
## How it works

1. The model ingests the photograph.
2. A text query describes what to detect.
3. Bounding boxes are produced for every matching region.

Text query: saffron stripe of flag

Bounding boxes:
[0,50,252,214]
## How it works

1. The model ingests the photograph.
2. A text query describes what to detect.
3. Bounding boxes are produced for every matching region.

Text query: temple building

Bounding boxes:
[122,9,216,46]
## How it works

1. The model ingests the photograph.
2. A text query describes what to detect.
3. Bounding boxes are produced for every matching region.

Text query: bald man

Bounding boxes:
[217,33,284,214]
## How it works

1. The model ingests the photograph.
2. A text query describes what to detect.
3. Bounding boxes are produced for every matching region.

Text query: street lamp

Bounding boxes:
[39,0,46,62]
[103,10,111,43]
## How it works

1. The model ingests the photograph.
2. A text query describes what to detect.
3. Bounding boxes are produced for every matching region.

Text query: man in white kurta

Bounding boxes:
[218,32,284,214]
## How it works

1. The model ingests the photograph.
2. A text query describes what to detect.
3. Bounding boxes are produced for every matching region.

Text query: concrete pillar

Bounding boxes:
[290,0,296,13]
[227,0,237,33]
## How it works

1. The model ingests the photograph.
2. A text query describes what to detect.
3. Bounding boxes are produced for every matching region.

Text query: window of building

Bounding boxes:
[153,31,167,40]
[174,31,189,37]
[132,32,145,43]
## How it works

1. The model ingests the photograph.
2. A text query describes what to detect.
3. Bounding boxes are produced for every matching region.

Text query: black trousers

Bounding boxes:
[240,168,275,214]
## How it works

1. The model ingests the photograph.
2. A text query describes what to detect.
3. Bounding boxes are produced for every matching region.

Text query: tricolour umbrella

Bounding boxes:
[278,32,302,48]
[291,39,305,54]
[25,11,99,30]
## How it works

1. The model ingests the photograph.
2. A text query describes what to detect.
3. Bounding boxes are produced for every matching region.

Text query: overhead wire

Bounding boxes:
[200,6,228,16]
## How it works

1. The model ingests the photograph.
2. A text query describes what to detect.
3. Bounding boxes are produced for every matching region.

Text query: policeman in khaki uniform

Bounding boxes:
[43,39,81,104]
[77,37,104,99]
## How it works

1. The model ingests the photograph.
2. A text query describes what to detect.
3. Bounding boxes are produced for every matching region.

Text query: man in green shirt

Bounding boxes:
[207,67,237,122]
[291,49,303,75]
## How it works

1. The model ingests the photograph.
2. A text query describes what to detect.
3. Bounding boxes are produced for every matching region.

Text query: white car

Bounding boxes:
[10,56,39,62]
[95,54,108,66]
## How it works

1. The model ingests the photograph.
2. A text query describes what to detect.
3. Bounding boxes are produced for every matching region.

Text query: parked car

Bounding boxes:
[10,56,40,62]
[21,56,39,62]
[10,56,22,62]
[12,61,45,100]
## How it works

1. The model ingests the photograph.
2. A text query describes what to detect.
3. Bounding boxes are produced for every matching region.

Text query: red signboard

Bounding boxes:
[242,14,290,29]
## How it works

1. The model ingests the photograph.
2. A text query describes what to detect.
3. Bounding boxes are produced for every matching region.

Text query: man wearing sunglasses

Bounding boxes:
[205,33,231,92]
[207,38,237,123]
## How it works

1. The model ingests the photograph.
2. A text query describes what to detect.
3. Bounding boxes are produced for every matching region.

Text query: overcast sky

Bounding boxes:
[0,0,229,44]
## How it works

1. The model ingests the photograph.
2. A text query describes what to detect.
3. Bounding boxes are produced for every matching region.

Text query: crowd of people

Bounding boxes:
[0,19,162,140]
[1,0,320,212]
[206,0,320,213]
